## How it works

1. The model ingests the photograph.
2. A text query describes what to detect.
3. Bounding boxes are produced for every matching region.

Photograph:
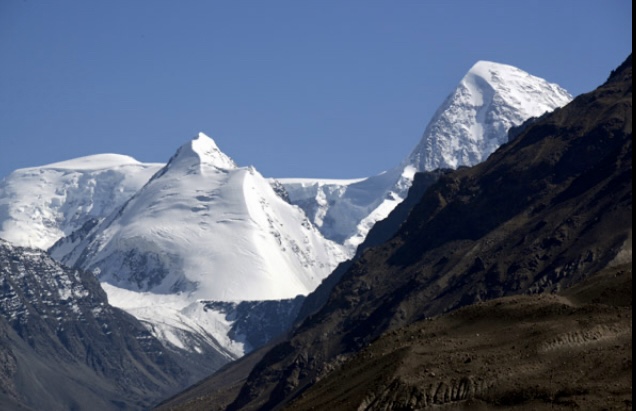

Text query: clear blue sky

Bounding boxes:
[0,1,631,180]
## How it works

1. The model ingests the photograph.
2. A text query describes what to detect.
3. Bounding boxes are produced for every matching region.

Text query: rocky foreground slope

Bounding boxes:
[289,263,632,411]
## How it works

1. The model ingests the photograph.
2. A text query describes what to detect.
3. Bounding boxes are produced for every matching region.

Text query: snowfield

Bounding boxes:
[0,154,163,249]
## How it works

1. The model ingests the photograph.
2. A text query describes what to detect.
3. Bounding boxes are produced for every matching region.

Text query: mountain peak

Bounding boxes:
[192,131,220,153]
[168,132,236,172]
[407,61,572,171]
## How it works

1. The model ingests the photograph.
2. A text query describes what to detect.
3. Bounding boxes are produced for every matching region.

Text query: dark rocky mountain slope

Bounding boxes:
[294,170,446,327]
[289,263,632,410]
[158,54,632,411]
[0,239,195,411]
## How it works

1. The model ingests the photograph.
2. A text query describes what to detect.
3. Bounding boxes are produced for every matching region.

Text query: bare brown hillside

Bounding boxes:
[288,263,632,410]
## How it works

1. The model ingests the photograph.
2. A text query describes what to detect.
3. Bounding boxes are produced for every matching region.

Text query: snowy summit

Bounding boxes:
[44,133,349,357]
[407,60,572,171]
[167,132,237,172]
[60,133,348,302]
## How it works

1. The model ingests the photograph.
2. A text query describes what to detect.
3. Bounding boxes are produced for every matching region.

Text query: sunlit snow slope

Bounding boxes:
[67,133,348,302]
[282,61,572,251]
[0,154,162,249]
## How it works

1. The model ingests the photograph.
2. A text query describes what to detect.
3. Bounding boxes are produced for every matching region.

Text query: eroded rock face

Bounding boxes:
[202,297,305,353]
[357,377,488,410]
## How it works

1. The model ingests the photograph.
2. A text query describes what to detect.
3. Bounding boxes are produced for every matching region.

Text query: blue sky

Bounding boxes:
[0,1,631,179]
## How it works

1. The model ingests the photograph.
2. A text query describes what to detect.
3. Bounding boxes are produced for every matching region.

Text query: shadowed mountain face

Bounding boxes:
[294,170,447,328]
[216,55,632,410]
[0,240,195,411]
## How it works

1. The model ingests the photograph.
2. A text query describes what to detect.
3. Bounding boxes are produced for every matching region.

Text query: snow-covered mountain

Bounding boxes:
[52,133,348,357]
[0,154,163,249]
[407,60,572,170]
[282,61,573,250]
[63,133,347,301]
[0,61,571,257]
